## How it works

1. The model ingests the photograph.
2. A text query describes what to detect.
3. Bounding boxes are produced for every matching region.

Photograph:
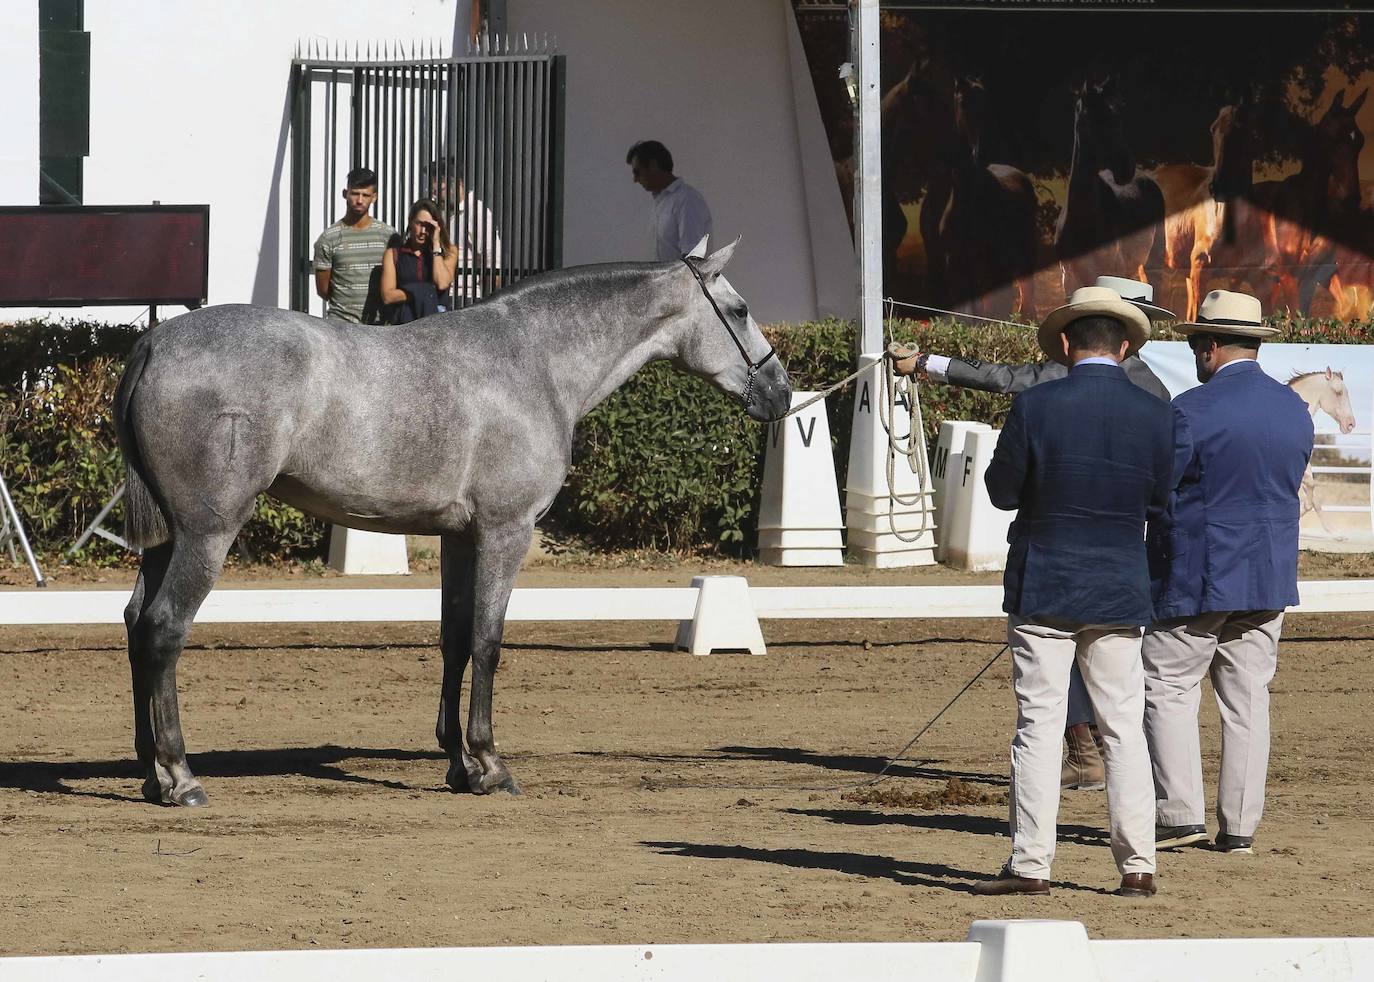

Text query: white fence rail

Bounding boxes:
[0,921,1370,982]
[5,580,1374,626]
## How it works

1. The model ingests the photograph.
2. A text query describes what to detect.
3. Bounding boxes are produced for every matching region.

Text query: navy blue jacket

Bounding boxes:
[985,362,1175,625]
[1149,360,1314,619]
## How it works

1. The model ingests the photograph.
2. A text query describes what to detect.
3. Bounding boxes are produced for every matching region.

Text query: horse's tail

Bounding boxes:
[112,338,171,549]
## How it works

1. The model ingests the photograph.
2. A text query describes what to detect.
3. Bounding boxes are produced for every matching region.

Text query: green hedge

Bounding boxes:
[3,312,1371,560]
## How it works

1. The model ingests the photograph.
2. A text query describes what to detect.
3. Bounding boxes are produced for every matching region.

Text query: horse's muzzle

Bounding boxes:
[746,364,793,422]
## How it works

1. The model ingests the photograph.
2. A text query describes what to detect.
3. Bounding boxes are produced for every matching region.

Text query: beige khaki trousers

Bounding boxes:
[1006,616,1156,879]
[1142,610,1283,838]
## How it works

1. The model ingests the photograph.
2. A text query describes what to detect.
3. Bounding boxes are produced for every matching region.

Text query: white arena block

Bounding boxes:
[847,526,938,554]
[932,421,992,545]
[941,429,1014,571]
[757,390,844,567]
[758,528,846,550]
[966,920,1098,982]
[326,525,410,575]
[673,575,766,655]
[758,547,844,567]
[844,353,936,568]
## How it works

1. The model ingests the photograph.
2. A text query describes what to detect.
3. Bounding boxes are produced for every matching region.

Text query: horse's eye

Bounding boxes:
[734,305,748,320]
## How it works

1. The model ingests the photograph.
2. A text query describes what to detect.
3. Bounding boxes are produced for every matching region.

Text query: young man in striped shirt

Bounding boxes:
[313,167,399,324]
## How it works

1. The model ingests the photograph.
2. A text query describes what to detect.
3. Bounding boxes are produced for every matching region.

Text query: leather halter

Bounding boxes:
[681,256,777,409]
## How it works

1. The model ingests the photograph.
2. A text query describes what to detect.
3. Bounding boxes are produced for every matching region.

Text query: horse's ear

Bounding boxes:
[1327,366,1335,379]
[1349,87,1368,114]
[686,234,709,259]
[697,237,740,280]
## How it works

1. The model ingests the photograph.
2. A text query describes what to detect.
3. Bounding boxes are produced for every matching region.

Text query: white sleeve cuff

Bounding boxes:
[925,354,951,382]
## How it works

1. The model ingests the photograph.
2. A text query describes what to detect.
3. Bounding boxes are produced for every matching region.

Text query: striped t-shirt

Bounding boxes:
[312,218,399,323]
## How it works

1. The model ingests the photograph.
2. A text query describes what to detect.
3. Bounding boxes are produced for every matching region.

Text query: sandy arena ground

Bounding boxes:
[1,559,1372,955]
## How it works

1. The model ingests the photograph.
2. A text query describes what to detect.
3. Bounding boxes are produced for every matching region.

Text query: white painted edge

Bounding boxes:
[3,580,1371,626]
[1,932,1372,982]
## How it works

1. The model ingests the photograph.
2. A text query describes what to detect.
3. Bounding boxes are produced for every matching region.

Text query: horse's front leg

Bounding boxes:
[465,521,535,795]
[436,530,482,792]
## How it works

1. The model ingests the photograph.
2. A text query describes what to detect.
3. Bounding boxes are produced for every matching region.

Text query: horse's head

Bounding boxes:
[1321,366,1357,434]
[675,239,792,422]
[953,75,988,164]
[1314,87,1367,199]
[1210,100,1255,199]
[1074,77,1133,184]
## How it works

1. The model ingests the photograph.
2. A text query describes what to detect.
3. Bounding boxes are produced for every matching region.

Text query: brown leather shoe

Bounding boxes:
[1117,873,1157,898]
[973,865,1051,896]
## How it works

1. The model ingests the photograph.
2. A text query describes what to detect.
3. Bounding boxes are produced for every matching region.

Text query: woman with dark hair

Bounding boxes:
[379,198,459,322]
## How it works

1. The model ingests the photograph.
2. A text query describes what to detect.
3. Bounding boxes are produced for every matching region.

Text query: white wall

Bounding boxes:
[0,0,473,322]
[506,0,856,323]
[0,0,855,326]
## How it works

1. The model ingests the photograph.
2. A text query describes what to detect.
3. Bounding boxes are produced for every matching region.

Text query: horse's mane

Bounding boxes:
[492,260,669,306]
[1287,369,1342,384]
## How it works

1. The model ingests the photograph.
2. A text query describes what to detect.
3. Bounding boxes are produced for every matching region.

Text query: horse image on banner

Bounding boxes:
[1140,342,1371,551]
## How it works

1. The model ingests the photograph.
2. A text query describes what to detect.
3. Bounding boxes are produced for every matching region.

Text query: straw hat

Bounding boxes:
[1094,275,1175,321]
[1173,290,1278,338]
[1038,286,1151,366]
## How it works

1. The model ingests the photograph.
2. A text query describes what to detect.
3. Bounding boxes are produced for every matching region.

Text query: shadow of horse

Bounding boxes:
[0,745,446,801]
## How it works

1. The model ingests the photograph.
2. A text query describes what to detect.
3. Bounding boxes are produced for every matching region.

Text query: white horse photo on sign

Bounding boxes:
[1288,368,1357,538]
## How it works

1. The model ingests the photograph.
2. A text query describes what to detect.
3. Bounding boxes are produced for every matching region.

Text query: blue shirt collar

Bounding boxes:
[1072,356,1120,369]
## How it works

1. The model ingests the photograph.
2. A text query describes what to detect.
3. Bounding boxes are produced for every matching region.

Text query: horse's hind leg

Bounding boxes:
[466,521,536,795]
[127,530,236,806]
[436,529,482,792]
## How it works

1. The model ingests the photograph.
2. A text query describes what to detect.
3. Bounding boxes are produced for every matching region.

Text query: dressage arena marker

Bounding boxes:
[845,353,938,568]
[325,526,409,575]
[7,579,1374,626]
[672,575,766,655]
[931,421,992,563]
[941,428,1016,572]
[757,391,845,566]
[1,919,1370,981]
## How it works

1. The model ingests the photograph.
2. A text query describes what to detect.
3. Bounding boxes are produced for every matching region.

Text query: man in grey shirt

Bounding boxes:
[313,167,399,323]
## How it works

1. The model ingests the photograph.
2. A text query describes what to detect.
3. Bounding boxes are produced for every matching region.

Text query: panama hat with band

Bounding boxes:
[1173,290,1278,339]
[1093,275,1175,322]
[1038,285,1151,366]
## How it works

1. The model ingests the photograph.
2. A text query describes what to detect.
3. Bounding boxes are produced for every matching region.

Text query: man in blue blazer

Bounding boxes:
[1145,291,1314,856]
[976,286,1174,899]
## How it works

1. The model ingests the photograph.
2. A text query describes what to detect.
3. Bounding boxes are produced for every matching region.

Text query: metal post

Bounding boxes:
[851,0,883,355]
[0,472,46,588]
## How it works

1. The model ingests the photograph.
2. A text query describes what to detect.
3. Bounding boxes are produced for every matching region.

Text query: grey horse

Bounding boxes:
[113,240,791,806]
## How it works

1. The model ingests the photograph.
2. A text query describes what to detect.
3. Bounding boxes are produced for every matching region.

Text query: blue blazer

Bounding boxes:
[1149,360,1314,619]
[985,362,1175,626]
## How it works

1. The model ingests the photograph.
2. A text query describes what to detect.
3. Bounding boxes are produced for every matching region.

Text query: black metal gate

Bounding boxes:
[288,40,566,312]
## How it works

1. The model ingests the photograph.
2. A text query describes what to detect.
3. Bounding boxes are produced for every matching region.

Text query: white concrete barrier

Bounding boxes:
[1,921,1370,982]
[5,580,1374,626]
[941,429,1014,572]
[673,575,766,655]
[843,354,936,568]
[325,526,410,575]
[757,391,844,566]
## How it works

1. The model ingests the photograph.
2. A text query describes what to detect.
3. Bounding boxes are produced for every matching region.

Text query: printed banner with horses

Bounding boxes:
[794,4,1374,322]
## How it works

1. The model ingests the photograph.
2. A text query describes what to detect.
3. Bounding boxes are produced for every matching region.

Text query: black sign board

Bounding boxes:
[0,205,209,307]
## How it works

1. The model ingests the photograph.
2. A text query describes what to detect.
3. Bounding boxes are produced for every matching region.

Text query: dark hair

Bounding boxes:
[626,140,673,173]
[346,167,378,190]
[405,198,451,253]
[1064,315,1128,355]
[1189,331,1261,351]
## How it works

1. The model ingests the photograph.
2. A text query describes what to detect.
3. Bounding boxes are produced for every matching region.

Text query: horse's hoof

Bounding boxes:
[141,776,166,805]
[445,758,479,793]
[172,783,209,807]
[479,771,521,796]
